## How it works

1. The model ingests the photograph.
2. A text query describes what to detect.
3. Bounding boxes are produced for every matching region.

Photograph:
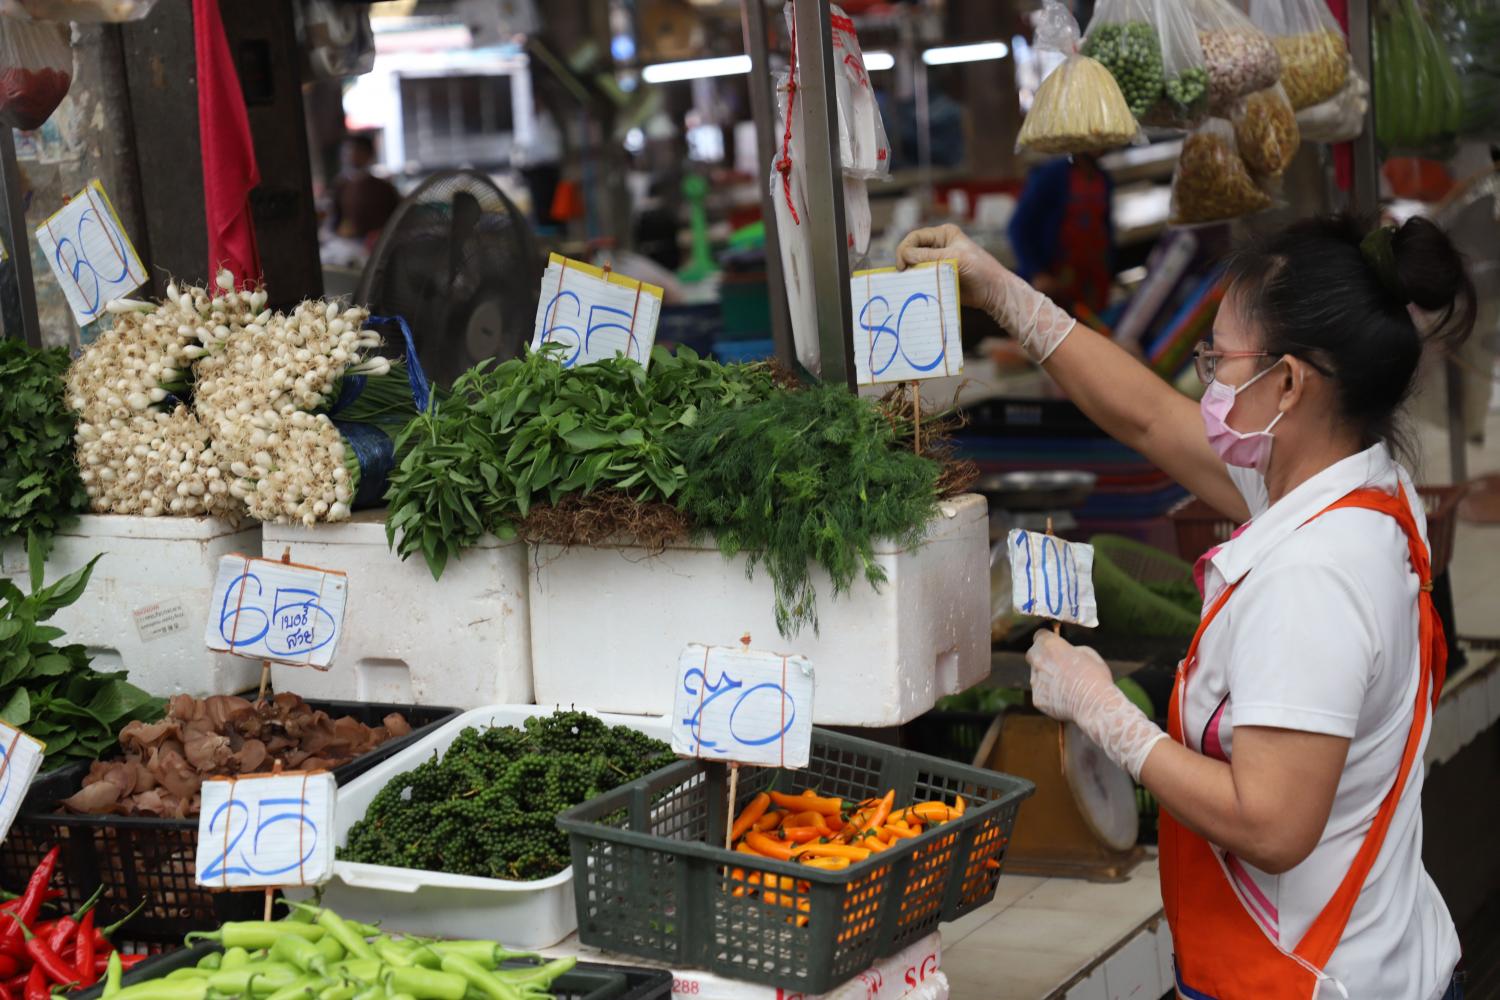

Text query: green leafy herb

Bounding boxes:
[0,340,88,563]
[0,543,164,768]
[384,345,777,579]
[672,384,943,637]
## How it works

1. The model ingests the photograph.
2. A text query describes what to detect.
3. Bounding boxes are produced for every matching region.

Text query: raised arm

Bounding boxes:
[898,225,1249,522]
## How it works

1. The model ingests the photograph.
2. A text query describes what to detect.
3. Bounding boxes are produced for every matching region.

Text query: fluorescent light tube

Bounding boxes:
[642,55,751,83]
[922,41,1009,65]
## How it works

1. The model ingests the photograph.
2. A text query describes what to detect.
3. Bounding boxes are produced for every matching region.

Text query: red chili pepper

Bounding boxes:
[0,956,15,979]
[1,848,59,956]
[116,955,146,970]
[0,979,13,1000]
[21,965,43,1000]
[93,899,146,948]
[16,921,77,987]
[74,912,95,989]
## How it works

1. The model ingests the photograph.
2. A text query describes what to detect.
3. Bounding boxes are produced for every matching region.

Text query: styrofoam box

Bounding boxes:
[0,515,261,697]
[540,929,944,1000]
[286,704,672,950]
[528,494,990,726]
[263,511,531,708]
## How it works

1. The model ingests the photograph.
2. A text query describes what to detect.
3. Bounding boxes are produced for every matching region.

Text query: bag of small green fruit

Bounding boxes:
[1082,0,1209,126]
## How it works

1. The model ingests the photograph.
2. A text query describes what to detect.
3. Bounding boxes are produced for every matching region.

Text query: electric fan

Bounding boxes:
[356,170,540,388]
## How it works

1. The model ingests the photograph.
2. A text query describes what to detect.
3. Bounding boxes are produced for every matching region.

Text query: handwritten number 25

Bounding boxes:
[201,796,318,882]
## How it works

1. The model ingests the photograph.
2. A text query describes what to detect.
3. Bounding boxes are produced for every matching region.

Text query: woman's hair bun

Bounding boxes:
[1391,215,1477,347]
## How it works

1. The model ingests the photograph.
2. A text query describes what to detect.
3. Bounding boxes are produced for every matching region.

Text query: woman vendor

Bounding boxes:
[899,215,1474,1000]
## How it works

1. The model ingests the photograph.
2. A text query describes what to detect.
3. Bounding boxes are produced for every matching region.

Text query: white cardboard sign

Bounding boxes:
[34,180,148,328]
[0,723,45,844]
[850,261,963,385]
[195,772,336,889]
[671,643,814,769]
[1007,529,1098,628]
[204,555,348,668]
[531,253,664,370]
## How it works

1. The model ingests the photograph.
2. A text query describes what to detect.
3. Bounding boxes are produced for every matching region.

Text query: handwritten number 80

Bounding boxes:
[858,292,946,377]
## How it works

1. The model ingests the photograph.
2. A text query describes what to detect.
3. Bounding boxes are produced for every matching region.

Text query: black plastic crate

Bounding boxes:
[558,728,1034,994]
[900,710,995,766]
[73,941,672,1000]
[0,699,458,949]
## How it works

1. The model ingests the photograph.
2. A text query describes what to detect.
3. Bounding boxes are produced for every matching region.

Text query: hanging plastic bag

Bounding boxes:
[1296,61,1367,143]
[1187,0,1282,113]
[0,19,71,131]
[769,66,821,374]
[845,174,871,259]
[0,0,156,19]
[1018,0,1139,155]
[1170,117,1273,224]
[1249,0,1347,110]
[1374,0,1461,152]
[297,0,375,81]
[830,5,891,179]
[1231,83,1300,176]
[1083,0,1208,123]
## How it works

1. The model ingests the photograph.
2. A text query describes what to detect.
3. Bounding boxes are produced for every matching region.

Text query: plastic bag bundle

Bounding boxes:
[831,6,891,179]
[1295,60,1367,142]
[0,19,71,131]
[1375,0,1462,151]
[1170,118,1272,224]
[1188,0,1283,112]
[1084,0,1208,121]
[1231,83,1300,175]
[0,0,155,18]
[1018,0,1139,154]
[1249,0,1347,110]
[297,0,376,80]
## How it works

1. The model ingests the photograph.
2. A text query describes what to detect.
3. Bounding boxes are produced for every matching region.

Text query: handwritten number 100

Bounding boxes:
[1014,531,1081,619]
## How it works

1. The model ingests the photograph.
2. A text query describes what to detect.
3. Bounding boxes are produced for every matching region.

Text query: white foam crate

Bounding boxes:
[264,511,531,708]
[287,704,672,949]
[528,494,990,726]
[540,930,945,1000]
[0,515,261,697]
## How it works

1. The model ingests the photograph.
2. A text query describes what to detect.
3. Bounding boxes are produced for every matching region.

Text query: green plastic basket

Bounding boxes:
[1089,534,1202,639]
[557,729,1034,994]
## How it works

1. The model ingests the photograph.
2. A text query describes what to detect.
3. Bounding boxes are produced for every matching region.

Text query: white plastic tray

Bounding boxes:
[287,705,672,949]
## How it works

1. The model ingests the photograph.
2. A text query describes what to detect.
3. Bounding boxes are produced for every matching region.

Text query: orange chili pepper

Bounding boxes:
[736,841,763,858]
[778,826,825,844]
[746,831,796,861]
[865,838,892,853]
[784,810,827,829]
[793,843,871,861]
[910,801,955,823]
[799,856,851,871]
[954,795,967,816]
[859,790,895,835]
[983,858,1001,870]
[824,812,845,833]
[754,810,786,833]
[771,791,841,816]
[731,793,772,842]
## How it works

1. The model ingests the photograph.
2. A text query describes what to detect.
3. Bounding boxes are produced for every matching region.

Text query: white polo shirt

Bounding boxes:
[1184,443,1459,1000]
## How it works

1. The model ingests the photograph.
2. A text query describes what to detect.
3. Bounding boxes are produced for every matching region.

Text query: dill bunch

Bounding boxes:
[673,384,942,637]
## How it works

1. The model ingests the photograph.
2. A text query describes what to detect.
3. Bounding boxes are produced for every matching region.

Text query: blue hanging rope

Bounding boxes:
[326,374,368,418]
[335,421,396,508]
[368,314,432,413]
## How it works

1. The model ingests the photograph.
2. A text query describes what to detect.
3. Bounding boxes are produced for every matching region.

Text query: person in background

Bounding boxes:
[330,134,401,244]
[1006,153,1115,317]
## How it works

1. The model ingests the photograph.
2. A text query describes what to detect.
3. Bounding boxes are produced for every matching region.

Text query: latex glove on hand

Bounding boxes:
[896,224,1076,364]
[1026,630,1169,781]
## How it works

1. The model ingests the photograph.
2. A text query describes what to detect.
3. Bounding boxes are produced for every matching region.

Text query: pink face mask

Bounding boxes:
[1199,359,1286,473]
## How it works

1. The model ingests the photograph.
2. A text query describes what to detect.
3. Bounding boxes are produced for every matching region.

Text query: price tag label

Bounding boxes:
[34,180,148,328]
[204,555,348,668]
[849,261,963,385]
[0,723,45,844]
[671,643,814,768]
[1007,529,1098,628]
[195,772,336,889]
[531,253,664,370]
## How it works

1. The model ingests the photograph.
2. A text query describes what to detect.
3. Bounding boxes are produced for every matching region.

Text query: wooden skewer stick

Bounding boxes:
[725,762,740,851]
[913,381,923,456]
[256,548,295,704]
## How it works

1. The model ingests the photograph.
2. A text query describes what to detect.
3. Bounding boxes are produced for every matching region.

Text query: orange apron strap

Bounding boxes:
[1170,580,1241,744]
[1292,487,1445,967]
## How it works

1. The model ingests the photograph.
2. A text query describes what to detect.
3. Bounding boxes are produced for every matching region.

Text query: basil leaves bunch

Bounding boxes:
[0,340,88,561]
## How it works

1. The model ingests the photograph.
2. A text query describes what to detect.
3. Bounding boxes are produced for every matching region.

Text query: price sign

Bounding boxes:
[34,180,148,328]
[1007,529,1098,628]
[849,261,963,385]
[203,555,348,668]
[195,772,336,889]
[0,724,45,844]
[531,253,664,370]
[671,643,814,768]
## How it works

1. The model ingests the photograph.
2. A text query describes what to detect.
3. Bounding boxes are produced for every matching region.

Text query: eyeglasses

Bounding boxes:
[1193,346,1272,385]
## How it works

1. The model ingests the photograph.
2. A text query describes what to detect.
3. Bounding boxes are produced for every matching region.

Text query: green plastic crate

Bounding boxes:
[557,729,1034,994]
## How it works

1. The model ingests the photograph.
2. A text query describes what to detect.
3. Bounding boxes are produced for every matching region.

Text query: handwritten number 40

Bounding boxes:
[201,796,318,882]
[1013,531,1081,619]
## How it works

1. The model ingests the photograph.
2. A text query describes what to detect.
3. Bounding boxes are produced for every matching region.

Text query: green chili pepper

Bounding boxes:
[314,935,347,965]
[108,981,210,1000]
[319,984,357,1000]
[163,968,213,981]
[437,955,521,1000]
[428,942,535,967]
[187,923,323,950]
[208,962,300,994]
[195,953,222,972]
[271,935,327,975]
[372,943,415,969]
[330,959,383,983]
[315,911,375,963]
[498,957,576,990]
[220,948,252,971]
[102,952,123,999]
[385,967,467,1000]
[263,977,320,1000]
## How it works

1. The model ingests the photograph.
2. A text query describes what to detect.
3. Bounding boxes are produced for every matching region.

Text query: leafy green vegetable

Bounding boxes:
[0,340,88,563]
[383,345,777,579]
[672,384,943,637]
[0,544,164,768]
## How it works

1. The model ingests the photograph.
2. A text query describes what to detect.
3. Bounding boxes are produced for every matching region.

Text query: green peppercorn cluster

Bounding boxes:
[339,711,675,881]
[1082,21,1165,116]
[1164,65,1210,112]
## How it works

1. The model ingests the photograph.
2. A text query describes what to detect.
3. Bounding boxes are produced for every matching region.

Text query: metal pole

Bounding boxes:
[1347,0,1379,215]
[1445,359,1468,484]
[740,0,795,368]
[792,0,854,388]
[0,131,41,347]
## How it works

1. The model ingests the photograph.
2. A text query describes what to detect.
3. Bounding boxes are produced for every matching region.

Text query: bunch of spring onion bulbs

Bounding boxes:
[66,271,401,526]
